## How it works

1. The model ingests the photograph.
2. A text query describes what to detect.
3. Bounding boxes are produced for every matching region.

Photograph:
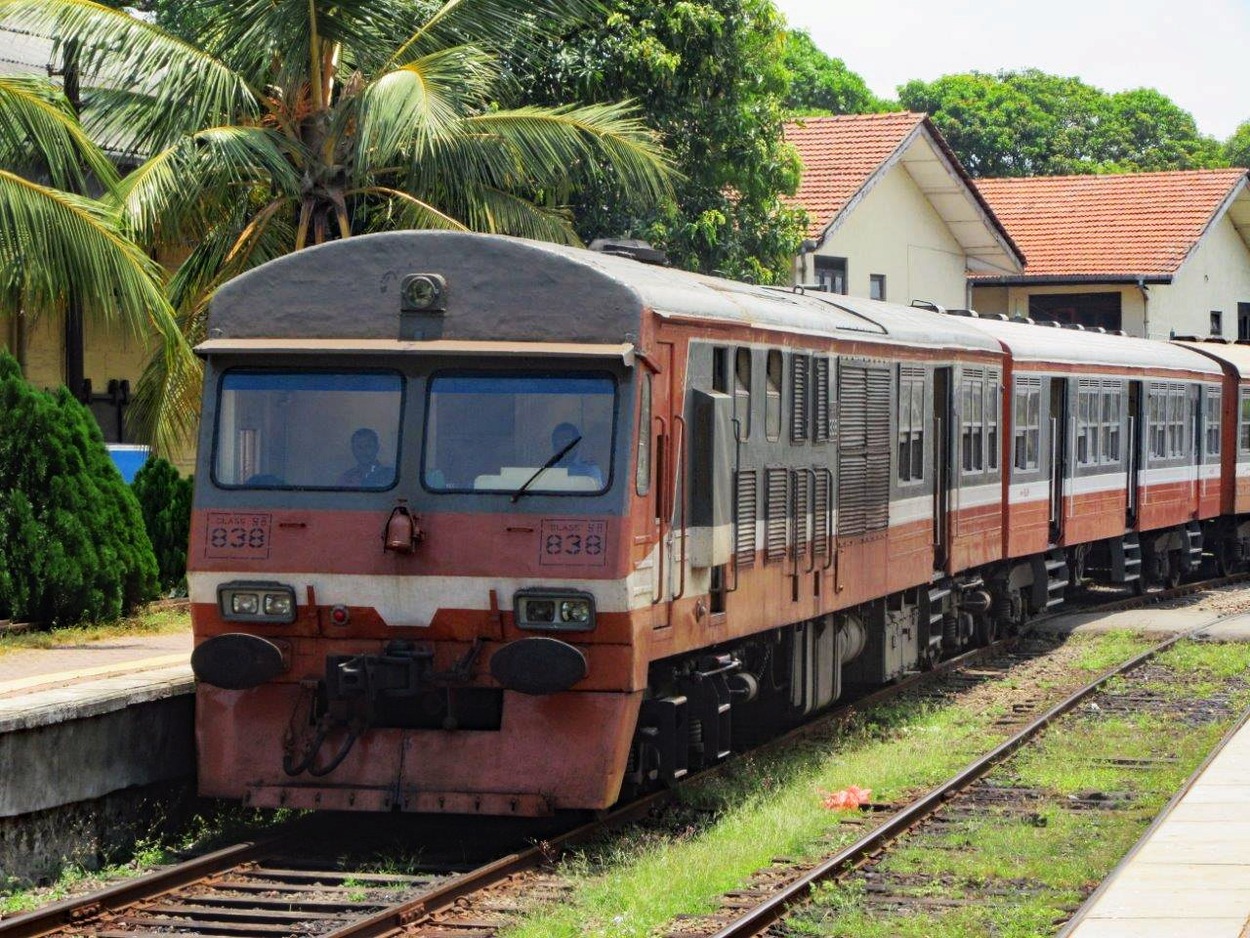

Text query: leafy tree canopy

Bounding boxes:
[513,0,807,283]
[899,68,1226,177]
[1224,119,1250,169]
[781,29,889,116]
[0,0,675,451]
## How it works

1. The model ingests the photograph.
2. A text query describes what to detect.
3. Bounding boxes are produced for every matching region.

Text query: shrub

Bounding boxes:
[0,352,158,627]
[132,455,193,593]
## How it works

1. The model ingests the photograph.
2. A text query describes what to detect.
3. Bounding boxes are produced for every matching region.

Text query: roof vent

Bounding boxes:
[1038,321,1062,328]
[796,282,832,292]
[1009,315,1033,325]
[1205,336,1233,344]
[589,238,669,266]
[947,308,977,318]
[1113,330,1129,336]
[910,299,945,313]
[1172,334,1201,342]
[1093,327,1106,333]
[983,313,1009,321]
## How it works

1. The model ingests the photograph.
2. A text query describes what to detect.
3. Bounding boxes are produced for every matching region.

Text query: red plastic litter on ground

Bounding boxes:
[823,785,872,810]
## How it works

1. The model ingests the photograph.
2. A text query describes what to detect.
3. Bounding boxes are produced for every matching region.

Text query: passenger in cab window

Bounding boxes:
[338,427,394,488]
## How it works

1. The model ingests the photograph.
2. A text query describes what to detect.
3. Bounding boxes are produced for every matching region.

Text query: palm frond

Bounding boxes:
[461,185,578,243]
[117,126,300,246]
[386,0,603,68]
[0,0,257,151]
[353,185,472,232]
[0,167,196,453]
[0,75,117,190]
[352,45,496,173]
[462,103,675,203]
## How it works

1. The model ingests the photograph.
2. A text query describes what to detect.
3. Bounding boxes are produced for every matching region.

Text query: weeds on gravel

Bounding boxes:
[0,604,189,658]
[786,651,1246,937]
[0,803,297,917]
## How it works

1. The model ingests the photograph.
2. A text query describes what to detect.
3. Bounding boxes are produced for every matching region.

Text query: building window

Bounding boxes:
[1211,311,1224,337]
[870,274,886,301]
[1029,292,1122,332]
[898,366,925,483]
[1239,303,1250,342]
[814,256,847,294]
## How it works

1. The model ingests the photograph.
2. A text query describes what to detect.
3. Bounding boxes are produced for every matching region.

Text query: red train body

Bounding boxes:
[188,232,1246,815]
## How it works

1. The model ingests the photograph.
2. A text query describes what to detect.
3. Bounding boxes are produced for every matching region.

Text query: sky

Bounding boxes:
[772,0,1250,141]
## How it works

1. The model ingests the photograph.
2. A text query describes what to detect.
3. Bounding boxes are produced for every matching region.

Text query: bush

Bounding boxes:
[0,352,158,627]
[132,455,193,593]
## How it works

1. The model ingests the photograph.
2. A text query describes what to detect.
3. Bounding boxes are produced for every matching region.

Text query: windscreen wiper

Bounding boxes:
[511,435,581,503]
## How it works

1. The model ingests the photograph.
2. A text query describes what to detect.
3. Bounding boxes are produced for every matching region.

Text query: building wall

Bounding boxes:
[798,164,970,308]
[1151,214,1250,340]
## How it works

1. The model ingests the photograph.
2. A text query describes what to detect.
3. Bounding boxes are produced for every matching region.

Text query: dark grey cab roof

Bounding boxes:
[206,232,1001,355]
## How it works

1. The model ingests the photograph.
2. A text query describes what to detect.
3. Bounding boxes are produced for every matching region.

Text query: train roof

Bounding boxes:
[1173,339,1250,379]
[954,314,1222,377]
[203,231,1001,356]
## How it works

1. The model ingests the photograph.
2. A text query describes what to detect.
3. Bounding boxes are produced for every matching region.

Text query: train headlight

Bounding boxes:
[219,581,298,624]
[514,589,595,631]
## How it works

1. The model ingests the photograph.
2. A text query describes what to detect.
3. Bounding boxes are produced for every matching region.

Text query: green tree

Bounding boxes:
[0,0,674,448]
[515,0,807,283]
[0,71,191,449]
[1225,120,1250,168]
[0,352,158,627]
[131,455,193,593]
[899,69,1226,177]
[781,30,887,116]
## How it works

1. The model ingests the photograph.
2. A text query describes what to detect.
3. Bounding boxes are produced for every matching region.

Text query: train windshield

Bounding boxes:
[423,373,615,495]
[213,371,403,490]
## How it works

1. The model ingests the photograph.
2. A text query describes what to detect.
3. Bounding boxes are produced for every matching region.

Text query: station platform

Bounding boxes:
[1060,699,1250,937]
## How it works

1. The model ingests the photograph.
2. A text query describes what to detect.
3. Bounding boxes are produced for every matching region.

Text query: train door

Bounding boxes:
[932,367,953,569]
[645,341,678,628]
[1126,381,1142,526]
[1049,378,1069,543]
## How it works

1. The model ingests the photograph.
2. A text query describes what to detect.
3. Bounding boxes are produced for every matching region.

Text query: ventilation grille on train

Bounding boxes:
[735,469,757,567]
[765,467,789,562]
[838,363,891,537]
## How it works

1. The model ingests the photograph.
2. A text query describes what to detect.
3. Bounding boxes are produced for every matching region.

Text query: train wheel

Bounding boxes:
[1216,539,1239,577]
[1165,550,1182,590]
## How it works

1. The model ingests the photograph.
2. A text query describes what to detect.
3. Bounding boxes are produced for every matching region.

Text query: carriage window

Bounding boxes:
[1205,385,1221,457]
[898,366,925,483]
[1076,381,1098,467]
[1013,377,1041,471]
[213,371,403,490]
[987,370,1000,471]
[1102,381,1122,464]
[734,348,751,441]
[424,373,615,494]
[765,350,782,441]
[1149,382,1187,460]
[1240,389,1250,453]
[961,371,985,474]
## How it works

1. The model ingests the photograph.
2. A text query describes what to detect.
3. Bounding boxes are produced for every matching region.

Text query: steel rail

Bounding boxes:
[704,618,1223,938]
[0,821,312,938]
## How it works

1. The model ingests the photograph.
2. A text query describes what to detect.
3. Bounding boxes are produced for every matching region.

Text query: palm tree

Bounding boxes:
[0,0,674,451]
[0,73,192,453]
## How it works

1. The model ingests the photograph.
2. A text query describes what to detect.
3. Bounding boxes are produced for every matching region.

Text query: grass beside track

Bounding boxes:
[0,603,190,659]
[502,633,1249,938]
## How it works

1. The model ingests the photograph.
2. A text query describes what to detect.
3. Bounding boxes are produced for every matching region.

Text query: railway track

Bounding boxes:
[3,574,1244,938]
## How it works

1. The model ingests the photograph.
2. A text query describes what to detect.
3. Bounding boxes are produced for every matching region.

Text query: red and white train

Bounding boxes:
[187,231,1250,815]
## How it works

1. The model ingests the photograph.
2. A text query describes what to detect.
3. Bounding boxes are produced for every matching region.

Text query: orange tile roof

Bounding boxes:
[973,170,1249,279]
[784,113,929,239]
